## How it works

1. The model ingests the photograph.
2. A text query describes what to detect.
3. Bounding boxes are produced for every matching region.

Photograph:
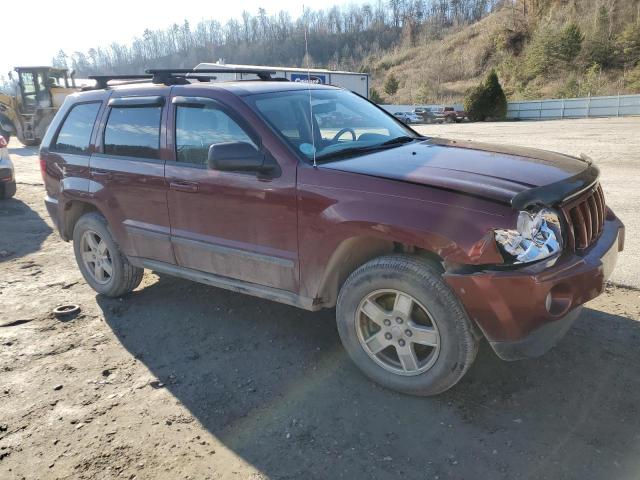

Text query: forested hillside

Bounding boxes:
[50,0,640,103]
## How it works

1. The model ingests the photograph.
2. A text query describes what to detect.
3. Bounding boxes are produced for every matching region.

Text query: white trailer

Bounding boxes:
[194,62,370,98]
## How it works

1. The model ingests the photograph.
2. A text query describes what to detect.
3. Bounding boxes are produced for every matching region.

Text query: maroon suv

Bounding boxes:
[40,69,624,396]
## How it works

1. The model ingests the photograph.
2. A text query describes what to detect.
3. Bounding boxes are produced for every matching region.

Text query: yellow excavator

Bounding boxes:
[0,66,80,146]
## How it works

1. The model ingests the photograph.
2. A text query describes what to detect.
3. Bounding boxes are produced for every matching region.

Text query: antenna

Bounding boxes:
[303,5,317,168]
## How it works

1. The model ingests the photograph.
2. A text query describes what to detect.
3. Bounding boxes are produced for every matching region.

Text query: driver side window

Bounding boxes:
[175,105,256,166]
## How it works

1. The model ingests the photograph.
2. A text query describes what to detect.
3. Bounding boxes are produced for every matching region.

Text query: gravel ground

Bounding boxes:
[1,129,640,480]
[415,117,640,289]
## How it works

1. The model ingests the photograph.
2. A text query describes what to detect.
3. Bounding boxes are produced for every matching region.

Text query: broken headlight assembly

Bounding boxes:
[494,209,563,264]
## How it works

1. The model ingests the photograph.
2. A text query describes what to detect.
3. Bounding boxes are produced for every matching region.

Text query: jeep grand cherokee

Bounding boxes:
[39,69,624,396]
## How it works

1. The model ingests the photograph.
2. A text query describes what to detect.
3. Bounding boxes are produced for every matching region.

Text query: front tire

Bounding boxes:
[336,255,478,396]
[73,212,143,297]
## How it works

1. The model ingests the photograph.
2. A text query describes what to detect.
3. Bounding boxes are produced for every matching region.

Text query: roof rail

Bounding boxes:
[86,68,288,90]
[87,75,153,90]
[145,68,281,82]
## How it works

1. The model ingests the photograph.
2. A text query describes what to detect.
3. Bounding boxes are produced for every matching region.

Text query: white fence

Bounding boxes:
[381,94,640,120]
[507,94,640,119]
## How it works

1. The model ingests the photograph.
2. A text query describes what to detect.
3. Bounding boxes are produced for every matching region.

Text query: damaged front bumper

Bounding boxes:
[444,215,625,361]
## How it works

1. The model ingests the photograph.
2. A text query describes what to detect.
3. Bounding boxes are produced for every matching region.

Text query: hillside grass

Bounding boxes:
[367,2,640,105]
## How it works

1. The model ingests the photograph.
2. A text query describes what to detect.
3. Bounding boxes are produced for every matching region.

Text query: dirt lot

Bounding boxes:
[1,120,640,480]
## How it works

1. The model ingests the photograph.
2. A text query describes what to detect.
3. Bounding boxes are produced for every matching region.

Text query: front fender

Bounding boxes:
[297,166,516,300]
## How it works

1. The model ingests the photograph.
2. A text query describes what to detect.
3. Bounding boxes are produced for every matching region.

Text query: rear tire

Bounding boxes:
[20,138,39,147]
[336,254,478,396]
[0,128,10,143]
[1,181,16,199]
[73,212,144,297]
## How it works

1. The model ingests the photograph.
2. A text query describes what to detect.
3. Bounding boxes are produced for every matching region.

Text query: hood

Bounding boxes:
[320,138,592,206]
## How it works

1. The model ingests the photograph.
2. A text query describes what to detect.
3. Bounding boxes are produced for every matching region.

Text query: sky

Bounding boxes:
[2,0,360,77]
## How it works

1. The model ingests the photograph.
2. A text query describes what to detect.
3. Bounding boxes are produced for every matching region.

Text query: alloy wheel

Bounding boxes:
[80,230,113,285]
[356,289,440,376]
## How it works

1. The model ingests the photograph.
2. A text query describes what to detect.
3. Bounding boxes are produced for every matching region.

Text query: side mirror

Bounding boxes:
[207,142,268,172]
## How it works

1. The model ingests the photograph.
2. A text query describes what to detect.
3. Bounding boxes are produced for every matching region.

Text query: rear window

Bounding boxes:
[104,106,161,159]
[53,102,101,154]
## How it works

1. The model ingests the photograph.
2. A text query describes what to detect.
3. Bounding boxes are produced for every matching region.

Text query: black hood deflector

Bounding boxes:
[511,163,599,209]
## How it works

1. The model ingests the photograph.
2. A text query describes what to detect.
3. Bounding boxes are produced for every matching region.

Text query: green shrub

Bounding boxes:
[383,73,399,96]
[523,23,583,79]
[556,23,584,63]
[557,77,581,98]
[625,64,640,90]
[616,21,640,66]
[464,69,507,122]
[415,82,433,104]
[584,6,615,68]
[369,87,384,103]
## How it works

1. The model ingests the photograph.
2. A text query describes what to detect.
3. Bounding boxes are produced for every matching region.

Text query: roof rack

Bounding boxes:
[145,68,282,83]
[86,68,288,90]
[87,74,153,90]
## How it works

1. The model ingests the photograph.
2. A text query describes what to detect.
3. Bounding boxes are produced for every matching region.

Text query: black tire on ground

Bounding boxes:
[19,138,40,147]
[336,254,479,396]
[0,128,10,143]
[1,181,16,199]
[73,212,144,297]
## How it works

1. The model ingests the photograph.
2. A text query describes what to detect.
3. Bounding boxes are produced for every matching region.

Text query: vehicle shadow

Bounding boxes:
[0,197,52,262]
[98,276,640,480]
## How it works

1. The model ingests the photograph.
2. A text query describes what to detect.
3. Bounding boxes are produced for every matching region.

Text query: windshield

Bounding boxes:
[246,89,419,162]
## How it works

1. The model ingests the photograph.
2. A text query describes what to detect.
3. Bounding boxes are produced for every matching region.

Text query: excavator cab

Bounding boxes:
[15,67,74,113]
[0,67,78,145]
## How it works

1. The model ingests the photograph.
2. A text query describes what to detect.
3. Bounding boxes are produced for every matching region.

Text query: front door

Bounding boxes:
[165,94,298,292]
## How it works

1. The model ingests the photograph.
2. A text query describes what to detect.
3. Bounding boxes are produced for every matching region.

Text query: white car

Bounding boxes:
[0,136,16,199]
[393,112,422,124]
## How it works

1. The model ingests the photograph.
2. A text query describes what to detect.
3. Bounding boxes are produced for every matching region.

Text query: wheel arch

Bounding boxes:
[316,235,445,308]
[59,199,102,241]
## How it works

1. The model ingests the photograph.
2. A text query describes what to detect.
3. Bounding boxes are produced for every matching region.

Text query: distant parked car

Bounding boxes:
[0,135,16,199]
[430,106,467,123]
[411,107,436,123]
[393,111,422,124]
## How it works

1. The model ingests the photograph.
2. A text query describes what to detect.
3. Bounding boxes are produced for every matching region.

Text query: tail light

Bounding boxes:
[40,153,47,181]
[0,136,7,148]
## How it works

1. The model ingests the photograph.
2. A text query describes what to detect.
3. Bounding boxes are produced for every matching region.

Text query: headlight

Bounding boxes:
[494,209,563,264]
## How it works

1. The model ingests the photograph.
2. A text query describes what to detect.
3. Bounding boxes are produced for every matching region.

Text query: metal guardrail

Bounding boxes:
[507,94,640,120]
[382,94,640,120]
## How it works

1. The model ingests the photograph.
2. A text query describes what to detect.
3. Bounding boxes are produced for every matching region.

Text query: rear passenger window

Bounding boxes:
[54,102,101,154]
[175,106,256,165]
[104,106,161,159]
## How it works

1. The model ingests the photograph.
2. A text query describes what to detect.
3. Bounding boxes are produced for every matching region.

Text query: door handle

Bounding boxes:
[169,181,199,193]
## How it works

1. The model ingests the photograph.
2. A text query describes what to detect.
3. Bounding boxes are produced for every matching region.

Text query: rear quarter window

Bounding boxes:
[53,102,102,154]
[104,106,161,159]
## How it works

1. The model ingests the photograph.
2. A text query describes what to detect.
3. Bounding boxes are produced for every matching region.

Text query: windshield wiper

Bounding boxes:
[379,135,417,146]
[316,136,419,163]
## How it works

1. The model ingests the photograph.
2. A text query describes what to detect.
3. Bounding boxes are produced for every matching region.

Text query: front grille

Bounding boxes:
[561,183,606,252]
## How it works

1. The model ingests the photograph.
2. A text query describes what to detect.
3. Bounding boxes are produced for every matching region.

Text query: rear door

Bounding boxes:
[164,91,298,291]
[90,90,174,264]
